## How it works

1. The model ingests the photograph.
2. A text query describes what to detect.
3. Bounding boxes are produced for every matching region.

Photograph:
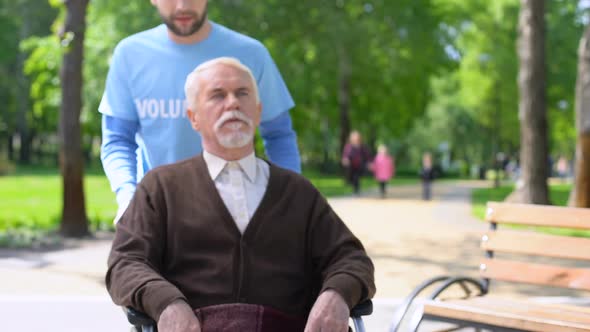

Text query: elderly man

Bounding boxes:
[106,57,375,332]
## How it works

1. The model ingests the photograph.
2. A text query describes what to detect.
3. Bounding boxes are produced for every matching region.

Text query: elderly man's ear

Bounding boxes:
[187,108,200,131]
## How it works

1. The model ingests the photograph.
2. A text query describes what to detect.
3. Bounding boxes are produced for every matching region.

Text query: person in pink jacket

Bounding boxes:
[371,144,395,198]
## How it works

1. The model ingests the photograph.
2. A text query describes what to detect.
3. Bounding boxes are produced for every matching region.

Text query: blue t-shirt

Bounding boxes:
[99,22,295,174]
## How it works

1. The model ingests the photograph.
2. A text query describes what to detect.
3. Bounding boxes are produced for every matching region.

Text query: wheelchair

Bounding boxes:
[126,299,373,332]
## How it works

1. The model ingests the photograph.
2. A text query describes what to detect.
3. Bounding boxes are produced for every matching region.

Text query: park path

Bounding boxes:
[1,180,580,331]
[334,181,488,299]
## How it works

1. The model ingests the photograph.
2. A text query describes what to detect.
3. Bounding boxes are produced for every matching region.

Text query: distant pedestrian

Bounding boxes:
[556,156,569,182]
[371,144,395,198]
[420,152,435,200]
[341,130,371,195]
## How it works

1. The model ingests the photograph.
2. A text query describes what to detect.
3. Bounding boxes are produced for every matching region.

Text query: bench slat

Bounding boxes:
[482,230,590,260]
[479,258,590,291]
[423,297,590,332]
[486,202,590,229]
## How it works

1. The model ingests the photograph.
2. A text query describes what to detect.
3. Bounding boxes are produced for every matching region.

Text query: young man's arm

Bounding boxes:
[249,44,301,173]
[99,41,141,222]
[259,111,301,173]
[100,115,139,222]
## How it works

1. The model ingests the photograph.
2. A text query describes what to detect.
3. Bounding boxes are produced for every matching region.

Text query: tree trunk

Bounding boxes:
[569,24,590,207]
[321,118,331,172]
[509,0,550,204]
[16,2,31,164]
[7,135,14,161]
[493,80,502,188]
[338,46,351,154]
[59,0,89,237]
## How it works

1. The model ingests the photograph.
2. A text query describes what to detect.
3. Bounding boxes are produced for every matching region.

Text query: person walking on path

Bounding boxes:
[371,144,394,198]
[341,130,371,195]
[99,0,301,223]
[420,152,435,200]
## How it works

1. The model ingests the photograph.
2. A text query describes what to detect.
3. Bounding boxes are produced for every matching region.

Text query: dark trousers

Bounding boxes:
[379,181,387,198]
[348,168,362,194]
[422,180,432,200]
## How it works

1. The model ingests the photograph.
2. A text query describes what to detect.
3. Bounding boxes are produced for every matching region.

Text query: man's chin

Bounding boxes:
[216,132,254,149]
[173,27,197,37]
[164,20,201,37]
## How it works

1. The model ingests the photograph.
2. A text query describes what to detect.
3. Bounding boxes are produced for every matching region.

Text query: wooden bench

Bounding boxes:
[392,202,590,332]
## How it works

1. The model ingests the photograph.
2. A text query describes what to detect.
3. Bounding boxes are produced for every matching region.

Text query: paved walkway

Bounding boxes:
[1,180,584,331]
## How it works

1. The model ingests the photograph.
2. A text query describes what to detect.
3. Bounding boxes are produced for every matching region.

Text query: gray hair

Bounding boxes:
[184,57,260,111]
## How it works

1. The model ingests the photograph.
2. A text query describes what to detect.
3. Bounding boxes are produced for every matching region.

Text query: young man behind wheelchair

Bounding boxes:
[105,57,375,332]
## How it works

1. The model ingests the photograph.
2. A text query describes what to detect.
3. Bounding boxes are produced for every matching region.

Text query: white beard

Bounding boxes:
[214,110,254,149]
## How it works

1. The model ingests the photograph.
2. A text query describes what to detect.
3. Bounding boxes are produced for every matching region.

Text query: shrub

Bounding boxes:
[0,158,15,176]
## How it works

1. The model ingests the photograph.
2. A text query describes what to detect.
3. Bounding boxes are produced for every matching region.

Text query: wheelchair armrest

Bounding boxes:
[350,299,373,317]
[125,306,156,327]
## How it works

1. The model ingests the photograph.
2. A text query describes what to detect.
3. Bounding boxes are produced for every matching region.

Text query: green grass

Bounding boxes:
[0,167,117,231]
[303,169,418,196]
[472,185,515,220]
[471,182,590,237]
[0,166,117,247]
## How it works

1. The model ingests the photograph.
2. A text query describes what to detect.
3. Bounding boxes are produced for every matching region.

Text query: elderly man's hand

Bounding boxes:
[157,299,201,332]
[304,289,349,332]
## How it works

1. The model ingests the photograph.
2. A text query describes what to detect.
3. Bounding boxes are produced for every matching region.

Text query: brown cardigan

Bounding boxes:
[106,155,375,321]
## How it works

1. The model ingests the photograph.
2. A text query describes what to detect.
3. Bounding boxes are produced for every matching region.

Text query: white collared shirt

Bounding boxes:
[203,150,270,234]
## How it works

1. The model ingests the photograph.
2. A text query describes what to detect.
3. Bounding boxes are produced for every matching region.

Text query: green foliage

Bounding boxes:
[405,0,585,171]
[0,0,57,152]
[80,1,160,139]
[545,0,583,159]
[421,0,519,165]
[208,1,451,166]
[0,4,19,64]
[21,35,62,133]
[18,1,159,156]
[12,0,584,172]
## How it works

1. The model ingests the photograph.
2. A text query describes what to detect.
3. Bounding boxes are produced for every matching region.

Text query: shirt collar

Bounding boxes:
[203,150,257,183]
